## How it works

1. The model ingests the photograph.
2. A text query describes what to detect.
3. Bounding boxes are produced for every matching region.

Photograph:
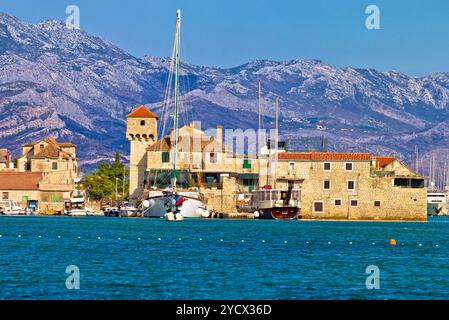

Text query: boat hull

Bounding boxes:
[258,207,300,220]
[65,210,87,216]
[143,195,206,218]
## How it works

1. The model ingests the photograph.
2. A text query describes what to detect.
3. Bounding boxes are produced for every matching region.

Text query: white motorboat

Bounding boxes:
[120,203,138,217]
[427,191,449,216]
[64,197,87,216]
[0,200,24,215]
[86,207,104,216]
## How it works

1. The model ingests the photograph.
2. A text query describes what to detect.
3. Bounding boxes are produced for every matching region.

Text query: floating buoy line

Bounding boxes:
[0,234,444,248]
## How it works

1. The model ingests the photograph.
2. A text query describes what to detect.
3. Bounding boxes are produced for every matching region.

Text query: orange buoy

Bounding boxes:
[390,239,397,246]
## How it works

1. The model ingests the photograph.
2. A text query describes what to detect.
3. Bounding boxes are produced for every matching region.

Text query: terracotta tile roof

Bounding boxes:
[374,156,396,168]
[278,152,372,161]
[30,144,61,159]
[0,172,42,190]
[127,105,159,119]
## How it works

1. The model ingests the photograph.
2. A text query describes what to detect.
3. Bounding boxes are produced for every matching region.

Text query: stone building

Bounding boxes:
[0,148,11,169]
[0,137,79,213]
[126,106,426,220]
[126,105,260,204]
[272,152,426,221]
[126,105,159,203]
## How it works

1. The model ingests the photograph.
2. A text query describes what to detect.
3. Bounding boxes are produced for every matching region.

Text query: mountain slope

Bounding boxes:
[1,12,449,175]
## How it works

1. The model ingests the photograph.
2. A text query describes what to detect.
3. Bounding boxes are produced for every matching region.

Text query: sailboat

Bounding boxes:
[251,94,301,220]
[141,10,209,220]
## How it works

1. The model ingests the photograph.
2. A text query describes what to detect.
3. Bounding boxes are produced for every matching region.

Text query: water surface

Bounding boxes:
[0,216,448,300]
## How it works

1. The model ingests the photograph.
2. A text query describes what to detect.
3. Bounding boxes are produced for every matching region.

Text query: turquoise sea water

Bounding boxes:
[0,216,449,300]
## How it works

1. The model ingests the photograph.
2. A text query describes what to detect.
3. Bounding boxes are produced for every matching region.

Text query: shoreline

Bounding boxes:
[0,214,437,222]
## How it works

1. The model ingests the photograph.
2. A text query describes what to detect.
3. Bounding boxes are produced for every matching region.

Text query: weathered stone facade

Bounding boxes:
[201,177,238,214]
[126,105,158,204]
[274,153,426,221]
[126,108,426,220]
[0,137,79,213]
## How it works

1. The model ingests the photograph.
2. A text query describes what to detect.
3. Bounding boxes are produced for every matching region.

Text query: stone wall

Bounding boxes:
[127,116,157,205]
[201,177,237,213]
[275,160,427,221]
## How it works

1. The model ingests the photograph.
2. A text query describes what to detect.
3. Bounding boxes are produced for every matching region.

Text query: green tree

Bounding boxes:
[82,151,130,201]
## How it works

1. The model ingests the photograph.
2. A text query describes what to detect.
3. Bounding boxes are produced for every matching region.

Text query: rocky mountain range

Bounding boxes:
[1,12,449,178]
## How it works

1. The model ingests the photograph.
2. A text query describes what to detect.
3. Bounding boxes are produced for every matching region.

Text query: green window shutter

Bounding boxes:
[22,196,29,202]
[243,159,251,169]
[51,195,60,203]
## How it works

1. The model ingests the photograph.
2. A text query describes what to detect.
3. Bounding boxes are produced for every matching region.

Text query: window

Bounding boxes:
[374,200,381,207]
[323,162,331,171]
[2,192,9,200]
[313,201,324,213]
[350,199,358,207]
[289,162,295,172]
[347,180,356,191]
[243,159,251,169]
[51,162,58,171]
[393,178,425,188]
[323,180,331,190]
[40,144,44,150]
[210,152,217,164]
[345,162,353,171]
[140,120,146,126]
[162,152,170,163]
[334,199,342,206]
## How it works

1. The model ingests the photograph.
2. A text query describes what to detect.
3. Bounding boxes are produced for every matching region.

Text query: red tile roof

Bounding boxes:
[127,105,159,119]
[30,144,61,159]
[0,172,42,190]
[374,156,396,168]
[278,152,372,161]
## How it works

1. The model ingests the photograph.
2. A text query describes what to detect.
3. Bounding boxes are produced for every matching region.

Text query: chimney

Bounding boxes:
[216,125,223,143]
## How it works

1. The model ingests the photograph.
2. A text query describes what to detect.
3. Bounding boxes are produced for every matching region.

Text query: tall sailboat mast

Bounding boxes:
[274,97,279,189]
[258,80,262,131]
[172,9,182,190]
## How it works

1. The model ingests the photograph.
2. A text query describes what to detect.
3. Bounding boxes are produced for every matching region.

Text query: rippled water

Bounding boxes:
[1,216,449,300]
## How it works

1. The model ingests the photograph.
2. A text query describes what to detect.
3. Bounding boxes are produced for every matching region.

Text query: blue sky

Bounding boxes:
[2,0,449,76]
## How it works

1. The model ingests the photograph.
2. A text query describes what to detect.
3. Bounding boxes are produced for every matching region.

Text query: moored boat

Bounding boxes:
[139,10,208,221]
[0,200,25,215]
[427,191,449,216]
[142,190,209,219]
[251,187,301,220]
[120,203,138,217]
[64,197,87,216]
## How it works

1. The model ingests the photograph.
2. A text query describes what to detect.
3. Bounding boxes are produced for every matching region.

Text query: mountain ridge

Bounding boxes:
[1,12,449,176]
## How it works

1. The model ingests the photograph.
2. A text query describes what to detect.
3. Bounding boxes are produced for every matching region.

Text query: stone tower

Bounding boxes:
[126,105,158,204]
